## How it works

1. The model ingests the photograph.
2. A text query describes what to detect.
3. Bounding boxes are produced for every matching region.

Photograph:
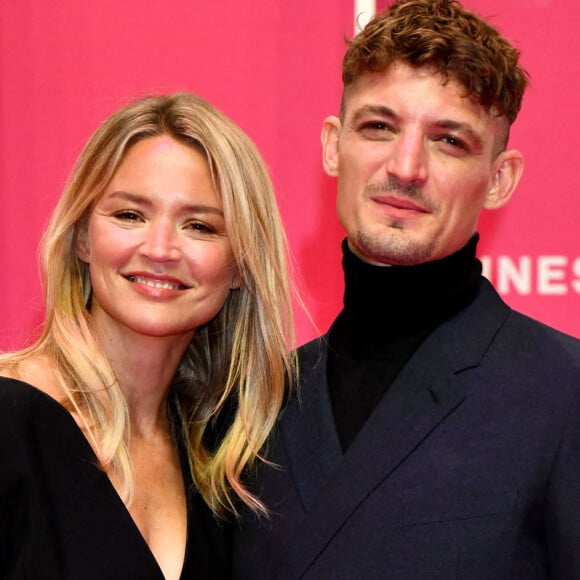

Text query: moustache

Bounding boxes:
[365,177,422,199]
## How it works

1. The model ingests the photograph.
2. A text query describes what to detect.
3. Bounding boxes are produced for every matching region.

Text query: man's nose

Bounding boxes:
[386,131,427,185]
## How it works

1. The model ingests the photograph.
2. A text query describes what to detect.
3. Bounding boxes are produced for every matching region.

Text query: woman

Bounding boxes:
[0,93,295,579]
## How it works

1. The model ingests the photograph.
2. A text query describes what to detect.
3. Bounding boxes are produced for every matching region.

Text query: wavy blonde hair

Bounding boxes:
[0,93,296,517]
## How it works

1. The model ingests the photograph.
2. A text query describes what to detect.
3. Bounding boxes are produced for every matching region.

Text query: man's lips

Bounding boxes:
[371,195,430,213]
[124,273,190,291]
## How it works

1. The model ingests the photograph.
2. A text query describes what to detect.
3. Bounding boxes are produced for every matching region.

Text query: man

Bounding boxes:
[232,1,580,578]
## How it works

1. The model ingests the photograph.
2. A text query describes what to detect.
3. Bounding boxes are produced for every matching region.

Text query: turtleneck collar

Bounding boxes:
[332,234,482,352]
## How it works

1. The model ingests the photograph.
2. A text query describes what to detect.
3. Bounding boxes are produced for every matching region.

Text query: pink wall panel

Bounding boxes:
[0,0,578,353]
[458,0,580,339]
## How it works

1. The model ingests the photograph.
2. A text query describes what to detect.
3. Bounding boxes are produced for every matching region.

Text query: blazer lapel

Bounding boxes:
[277,279,511,579]
[281,337,344,511]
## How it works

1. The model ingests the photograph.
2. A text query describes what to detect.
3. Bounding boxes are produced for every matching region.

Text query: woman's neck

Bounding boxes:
[93,322,192,438]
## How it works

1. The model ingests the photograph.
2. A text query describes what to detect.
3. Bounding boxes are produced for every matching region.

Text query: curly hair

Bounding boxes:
[343,0,528,124]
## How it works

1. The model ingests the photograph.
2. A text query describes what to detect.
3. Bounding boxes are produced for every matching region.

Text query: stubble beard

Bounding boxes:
[352,177,436,265]
[353,225,436,266]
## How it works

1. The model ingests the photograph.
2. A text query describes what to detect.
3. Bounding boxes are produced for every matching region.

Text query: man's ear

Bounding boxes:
[321,116,342,177]
[484,150,524,210]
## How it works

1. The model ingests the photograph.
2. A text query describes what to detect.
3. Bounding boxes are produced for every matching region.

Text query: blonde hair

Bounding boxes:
[0,93,296,517]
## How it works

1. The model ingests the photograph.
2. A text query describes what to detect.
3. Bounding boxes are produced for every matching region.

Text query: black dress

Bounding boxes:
[0,377,231,579]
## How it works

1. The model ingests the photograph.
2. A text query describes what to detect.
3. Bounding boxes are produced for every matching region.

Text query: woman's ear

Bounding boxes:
[230,271,242,290]
[229,262,242,290]
[321,116,342,177]
[75,225,91,263]
[484,149,524,210]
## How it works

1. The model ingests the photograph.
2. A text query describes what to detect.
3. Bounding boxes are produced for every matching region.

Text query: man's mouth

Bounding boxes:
[372,195,430,213]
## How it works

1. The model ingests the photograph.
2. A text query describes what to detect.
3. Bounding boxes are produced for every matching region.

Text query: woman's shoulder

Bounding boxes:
[0,378,47,459]
[0,355,63,398]
[0,362,81,467]
[0,356,65,417]
[0,377,51,419]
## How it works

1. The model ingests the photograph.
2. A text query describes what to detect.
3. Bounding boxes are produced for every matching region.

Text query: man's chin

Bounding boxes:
[352,231,435,266]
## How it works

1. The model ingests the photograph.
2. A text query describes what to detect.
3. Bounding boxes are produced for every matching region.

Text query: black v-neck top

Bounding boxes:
[0,377,230,579]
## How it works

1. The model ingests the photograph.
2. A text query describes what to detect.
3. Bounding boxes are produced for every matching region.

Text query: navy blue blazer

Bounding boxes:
[233,279,580,579]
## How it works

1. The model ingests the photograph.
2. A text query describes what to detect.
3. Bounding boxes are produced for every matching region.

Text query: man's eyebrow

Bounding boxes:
[349,104,398,124]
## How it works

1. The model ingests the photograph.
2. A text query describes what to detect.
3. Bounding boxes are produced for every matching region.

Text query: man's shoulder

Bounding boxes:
[454,279,580,358]
[445,287,580,397]
[504,307,579,342]
[297,335,327,356]
[496,308,580,367]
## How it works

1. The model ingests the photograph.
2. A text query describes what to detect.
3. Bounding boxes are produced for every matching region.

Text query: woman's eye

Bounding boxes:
[186,221,215,234]
[114,210,142,221]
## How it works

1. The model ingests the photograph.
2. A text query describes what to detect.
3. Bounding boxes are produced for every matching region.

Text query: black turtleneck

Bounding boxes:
[328,235,482,452]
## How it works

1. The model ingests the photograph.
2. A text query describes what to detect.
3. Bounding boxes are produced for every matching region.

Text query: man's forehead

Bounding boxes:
[339,63,510,153]
[342,65,495,123]
[345,64,456,100]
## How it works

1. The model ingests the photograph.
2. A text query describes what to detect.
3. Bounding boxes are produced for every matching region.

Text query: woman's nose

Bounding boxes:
[139,219,182,262]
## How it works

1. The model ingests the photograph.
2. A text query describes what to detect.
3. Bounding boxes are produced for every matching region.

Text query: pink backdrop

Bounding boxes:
[1,0,579,352]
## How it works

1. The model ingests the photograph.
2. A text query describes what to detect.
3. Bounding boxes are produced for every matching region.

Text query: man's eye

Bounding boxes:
[440,135,467,149]
[360,121,390,131]
[357,121,395,140]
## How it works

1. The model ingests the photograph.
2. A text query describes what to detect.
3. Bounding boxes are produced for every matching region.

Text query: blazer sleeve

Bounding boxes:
[545,386,580,578]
